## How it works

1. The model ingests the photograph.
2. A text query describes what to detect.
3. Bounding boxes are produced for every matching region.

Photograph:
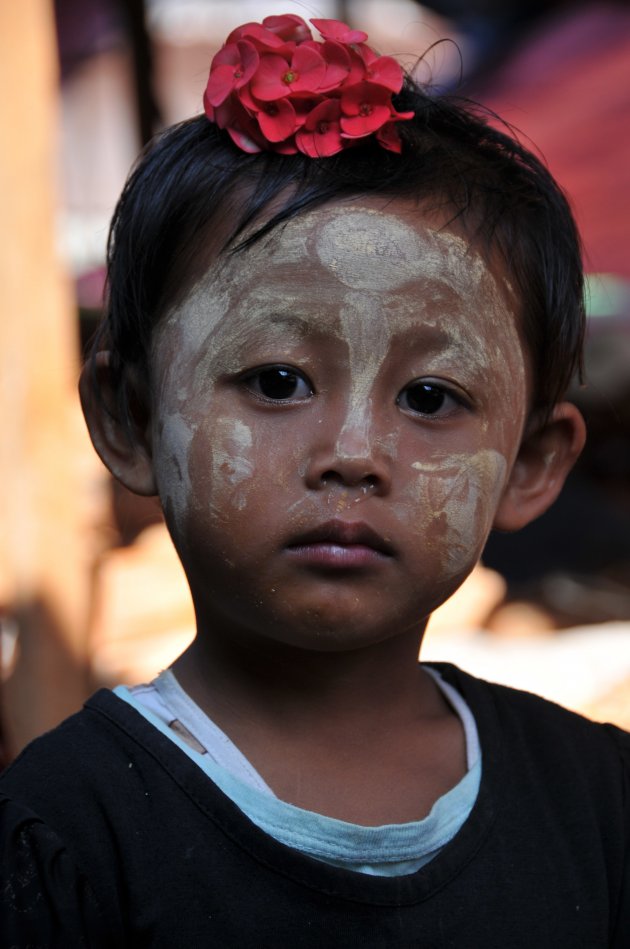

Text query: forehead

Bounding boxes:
[155,198,526,391]
[255,203,490,297]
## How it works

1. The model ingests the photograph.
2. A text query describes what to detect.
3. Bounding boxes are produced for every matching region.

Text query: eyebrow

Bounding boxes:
[265,313,313,335]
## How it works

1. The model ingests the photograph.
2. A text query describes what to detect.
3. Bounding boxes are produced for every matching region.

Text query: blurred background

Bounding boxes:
[1,0,629,763]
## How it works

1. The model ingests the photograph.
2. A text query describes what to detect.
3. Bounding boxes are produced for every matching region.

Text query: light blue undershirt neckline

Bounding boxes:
[114,665,481,877]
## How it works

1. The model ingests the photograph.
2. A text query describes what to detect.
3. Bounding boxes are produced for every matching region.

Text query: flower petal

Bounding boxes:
[341,81,391,114]
[263,14,312,43]
[205,63,239,107]
[279,95,321,128]
[205,41,259,105]
[250,53,294,100]
[290,46,327,93]
[226,126,262,153]
[272,138,299,154]
[340,104,391,136]
[314,41,351,92]
[304,98,341,129]
[376,121,403,153]
[354,43,379,67]
[257,98,298,142]
[340,81,392,132]
[391,108,415,121]
[212,96,265,152]
[296,100,344,156]
[364,55,404,93]
[311,19,368,44]
[227,22,285,50]
[344,47,370,87]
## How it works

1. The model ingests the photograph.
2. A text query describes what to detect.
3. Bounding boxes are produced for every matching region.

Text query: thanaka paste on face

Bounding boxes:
[312,210,493,467]
[310,208,523,563]
[408,449,508,580]
[150,202,527,590]
[210,418,254,512]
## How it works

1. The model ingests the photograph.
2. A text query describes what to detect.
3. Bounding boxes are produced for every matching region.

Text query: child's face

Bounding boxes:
[149,198,529,650]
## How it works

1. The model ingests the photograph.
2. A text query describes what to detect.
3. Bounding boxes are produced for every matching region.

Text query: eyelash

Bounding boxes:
[240,365,468,418]
[240,365,314,403]
[396,380,468,418]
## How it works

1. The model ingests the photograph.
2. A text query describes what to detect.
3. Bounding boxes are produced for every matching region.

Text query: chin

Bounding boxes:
[258,610,413,655]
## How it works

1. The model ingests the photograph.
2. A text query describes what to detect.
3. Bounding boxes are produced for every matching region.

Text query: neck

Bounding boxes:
[171,620,467,826]
[172,620,436,739]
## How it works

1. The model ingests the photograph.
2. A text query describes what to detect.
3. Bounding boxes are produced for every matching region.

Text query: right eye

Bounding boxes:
[242,365,314,402]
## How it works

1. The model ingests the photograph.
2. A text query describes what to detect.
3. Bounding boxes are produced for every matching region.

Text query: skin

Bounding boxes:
[84,195,584,824]
[151,202,528,643]
[140,198,532,823]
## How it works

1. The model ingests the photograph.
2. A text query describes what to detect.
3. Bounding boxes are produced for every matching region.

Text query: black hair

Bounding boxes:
[91,75,585,427]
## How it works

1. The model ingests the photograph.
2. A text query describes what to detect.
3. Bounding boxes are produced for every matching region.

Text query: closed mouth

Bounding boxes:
[286,520,395,558]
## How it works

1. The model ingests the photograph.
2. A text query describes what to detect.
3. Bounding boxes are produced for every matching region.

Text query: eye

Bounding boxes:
[397,381,462,417]
[242,365,313,402]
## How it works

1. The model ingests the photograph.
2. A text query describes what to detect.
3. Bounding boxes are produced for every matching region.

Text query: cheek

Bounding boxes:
[403,450,508,581]
[206,417,255,514]
[153,387,259,544]
[153,412,197,529]
[182,414,259,524]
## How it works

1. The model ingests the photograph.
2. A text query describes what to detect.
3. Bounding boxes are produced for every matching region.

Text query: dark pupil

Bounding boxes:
[406,384,445,414]
[259,368,298,399]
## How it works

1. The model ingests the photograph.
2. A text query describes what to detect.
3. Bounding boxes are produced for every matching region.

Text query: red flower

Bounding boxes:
[203,15,414,157]
[376,121,404,154]
[302,40,351,93]
[226,21,291,54]
[363,55,405,93]
[262,14,312,44]
[204,41,259,107]
[343,46,370,88]
[295,100,344,157]
[340,82,394,136]
[310,19,368,45]
[251,46,327,101]
[256,98,299,143]
[210,96,266,153]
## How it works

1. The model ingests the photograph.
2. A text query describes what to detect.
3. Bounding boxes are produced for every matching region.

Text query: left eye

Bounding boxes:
[243,366,313,402]
[397,382,458,417]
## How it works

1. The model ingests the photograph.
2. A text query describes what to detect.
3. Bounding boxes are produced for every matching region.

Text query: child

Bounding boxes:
[2,13,629,947]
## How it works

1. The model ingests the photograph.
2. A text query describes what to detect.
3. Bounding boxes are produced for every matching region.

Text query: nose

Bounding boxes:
[304,400,392,496]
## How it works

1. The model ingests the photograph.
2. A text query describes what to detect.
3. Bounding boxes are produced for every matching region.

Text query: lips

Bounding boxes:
[285,520,395,569]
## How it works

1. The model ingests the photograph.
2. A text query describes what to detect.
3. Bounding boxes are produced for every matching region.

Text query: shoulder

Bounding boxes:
[0,690,200,835]
[430,663,630,943]
[0,692,168,880]
[429,661,630,778]
[1,690,150,799]
[0,697,133,947]
[0,690,187,942]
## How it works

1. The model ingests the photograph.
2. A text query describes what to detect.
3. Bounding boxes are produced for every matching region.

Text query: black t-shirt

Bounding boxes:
[1,663,629,947]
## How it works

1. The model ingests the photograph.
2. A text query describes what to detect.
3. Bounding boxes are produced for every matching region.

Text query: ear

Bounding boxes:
[493,402,586,532]
[79,351,157,496]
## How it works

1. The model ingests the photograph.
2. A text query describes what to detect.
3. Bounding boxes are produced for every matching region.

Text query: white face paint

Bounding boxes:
[210,418,253,512]
[408,449,508,578]
[149,199,530,644]
[309,208,520,475]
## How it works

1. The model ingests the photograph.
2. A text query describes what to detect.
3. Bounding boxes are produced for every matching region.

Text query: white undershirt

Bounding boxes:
[116,665,481,876]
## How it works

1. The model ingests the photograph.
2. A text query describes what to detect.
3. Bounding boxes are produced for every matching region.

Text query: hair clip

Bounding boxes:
[203,14,414,157]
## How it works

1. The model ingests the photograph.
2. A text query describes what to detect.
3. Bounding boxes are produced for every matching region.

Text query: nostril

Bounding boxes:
[319,470,379,490]
[306,449,391,496]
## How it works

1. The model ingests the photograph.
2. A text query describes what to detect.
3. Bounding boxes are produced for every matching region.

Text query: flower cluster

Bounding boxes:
[203,14,413,157]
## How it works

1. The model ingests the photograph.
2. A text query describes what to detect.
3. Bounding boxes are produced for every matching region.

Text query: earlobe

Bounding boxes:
[492,402,586,532]
[79,351,158,497]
